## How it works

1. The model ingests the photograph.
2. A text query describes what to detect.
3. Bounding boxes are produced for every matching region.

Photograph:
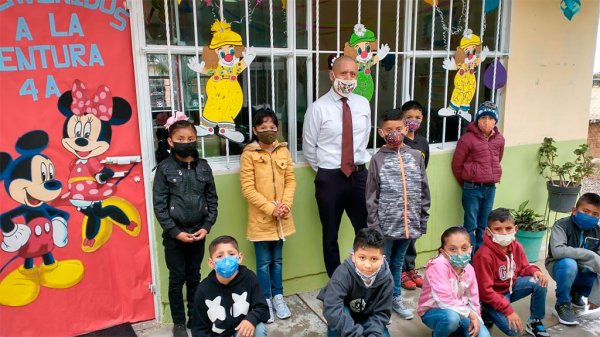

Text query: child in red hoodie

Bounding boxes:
[473,208,550,337]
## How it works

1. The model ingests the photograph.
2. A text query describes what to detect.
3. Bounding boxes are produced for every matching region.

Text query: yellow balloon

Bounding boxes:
[424,0,438,6]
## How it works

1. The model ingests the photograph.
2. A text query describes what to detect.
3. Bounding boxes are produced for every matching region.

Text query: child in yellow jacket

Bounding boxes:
[239,108,296,324]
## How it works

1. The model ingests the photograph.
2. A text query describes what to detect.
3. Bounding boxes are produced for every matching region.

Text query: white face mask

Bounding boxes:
[489,229,515,247]
[333,78,357,97]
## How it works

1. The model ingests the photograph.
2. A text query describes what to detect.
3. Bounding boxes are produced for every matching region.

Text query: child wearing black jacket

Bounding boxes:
[192,236,270,337]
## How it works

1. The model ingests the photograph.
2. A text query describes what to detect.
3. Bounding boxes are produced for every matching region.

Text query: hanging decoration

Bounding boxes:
[485,0,500,13]
[343,24,390,101]
[560,0,581,20]
[438,29,489,122]
[187,20,256,143]
[483,59,507,90]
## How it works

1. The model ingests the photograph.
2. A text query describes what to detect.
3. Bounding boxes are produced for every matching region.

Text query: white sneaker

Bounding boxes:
[458,110,472,122]
[266,298,275,323]
[218,128,245,143]
[392,296,414,320]
[195,125,214,137]
[438,107,457,117]
[272,294,291,319]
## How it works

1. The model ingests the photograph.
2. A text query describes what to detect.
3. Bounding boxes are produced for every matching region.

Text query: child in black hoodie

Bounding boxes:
[191,236,270,337]
[318,228,393,337]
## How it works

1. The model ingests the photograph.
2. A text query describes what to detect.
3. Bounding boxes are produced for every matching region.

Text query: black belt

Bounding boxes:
[352,164,366,172]
[464,181,495,187]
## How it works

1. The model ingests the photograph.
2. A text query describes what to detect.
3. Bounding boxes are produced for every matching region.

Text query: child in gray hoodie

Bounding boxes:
[318,228,393,337]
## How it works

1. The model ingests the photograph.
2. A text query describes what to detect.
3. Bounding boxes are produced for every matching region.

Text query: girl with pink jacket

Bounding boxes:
[418,227,491,337]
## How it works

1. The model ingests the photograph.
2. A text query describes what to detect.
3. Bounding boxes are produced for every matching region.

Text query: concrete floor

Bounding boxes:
[134,260,600,337]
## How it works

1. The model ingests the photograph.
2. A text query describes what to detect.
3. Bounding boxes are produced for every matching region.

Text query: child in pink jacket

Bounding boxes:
[418,226,491,337]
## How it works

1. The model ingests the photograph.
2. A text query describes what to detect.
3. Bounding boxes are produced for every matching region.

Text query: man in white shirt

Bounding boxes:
[302,56,372,277]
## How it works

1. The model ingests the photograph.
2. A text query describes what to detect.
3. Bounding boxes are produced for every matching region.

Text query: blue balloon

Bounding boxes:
[484,0,500,13]
[560,0,581,21]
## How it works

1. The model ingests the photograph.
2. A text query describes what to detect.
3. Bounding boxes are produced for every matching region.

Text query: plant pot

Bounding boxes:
[515,230,546,263]
[546,181,581,213]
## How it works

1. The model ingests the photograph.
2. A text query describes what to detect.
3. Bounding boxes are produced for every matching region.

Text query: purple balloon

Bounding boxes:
[484,60,507,90]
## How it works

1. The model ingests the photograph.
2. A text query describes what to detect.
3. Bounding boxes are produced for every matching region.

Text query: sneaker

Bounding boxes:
[401,272,417,290]
[554,303,579,326]
[408,269,424,288]
[266,298,275,323]
[392,296,414,320]
[272,294,291,319]
[526,319,550,337]
[172,324,189,337]
[571,292,586,309]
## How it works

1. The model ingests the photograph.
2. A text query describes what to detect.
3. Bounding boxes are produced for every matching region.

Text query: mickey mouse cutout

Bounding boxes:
[58,80,141,253]
[187,20,256,143]
[438,29,489,122]
[343,24,390,101]
[0,130,84,307]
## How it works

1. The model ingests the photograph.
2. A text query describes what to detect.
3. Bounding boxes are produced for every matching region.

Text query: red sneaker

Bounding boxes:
[408,269,424,288]
[401,271,417,290]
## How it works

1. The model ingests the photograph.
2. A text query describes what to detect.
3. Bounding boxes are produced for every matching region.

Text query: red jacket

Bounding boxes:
[451,122,505,185]
[473,234,541,316]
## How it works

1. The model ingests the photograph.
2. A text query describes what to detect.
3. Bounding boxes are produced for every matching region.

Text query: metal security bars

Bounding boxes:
[132,0,510,171]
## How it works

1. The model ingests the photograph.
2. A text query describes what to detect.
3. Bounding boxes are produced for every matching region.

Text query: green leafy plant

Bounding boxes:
[537,137,595,187]
[511,201,547,232]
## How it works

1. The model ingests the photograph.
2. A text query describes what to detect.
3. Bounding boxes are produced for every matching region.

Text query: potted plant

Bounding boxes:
[537,137,595,212]
[512,201,547,262]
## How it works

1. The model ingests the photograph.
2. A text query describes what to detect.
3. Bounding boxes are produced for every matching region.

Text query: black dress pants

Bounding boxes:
[315,168,368,277]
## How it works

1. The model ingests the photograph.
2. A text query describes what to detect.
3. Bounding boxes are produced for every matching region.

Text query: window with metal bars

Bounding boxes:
[138,0,509,170]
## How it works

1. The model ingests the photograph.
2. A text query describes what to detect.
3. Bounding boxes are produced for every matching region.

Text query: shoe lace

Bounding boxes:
[409,270,422,279]
[557,303,571,315]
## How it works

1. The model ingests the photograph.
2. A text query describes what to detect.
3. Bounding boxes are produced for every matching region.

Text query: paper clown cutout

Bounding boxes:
[187,20,256,143]
[560,0,581,20]
[438,29,488,122]
[58,80,142,253]
[343,24,390,101]
[0,130,84,307]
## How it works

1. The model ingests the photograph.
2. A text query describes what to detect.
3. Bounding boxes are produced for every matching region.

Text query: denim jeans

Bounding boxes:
[482,276,547,336]
[384,239,412,298]
[327,307,390,337]
[254,240,284,299]
[421,308,491,337]
[232,322,267,337]
[551,258,597,305]
[462,182,496,249]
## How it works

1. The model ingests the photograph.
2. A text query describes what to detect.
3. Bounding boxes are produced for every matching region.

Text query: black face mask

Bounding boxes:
[172,142,197,158]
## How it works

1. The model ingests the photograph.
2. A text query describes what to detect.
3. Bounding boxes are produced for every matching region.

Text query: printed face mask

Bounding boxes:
[405,119,421,132]
[488,229,515,247]
[214,255,239,278]
[172,141,196,158]
[333,78,357,97]
[256,130,278,145]
[444,251,471,268]
[572,212,600,230]
[384,131,404,148]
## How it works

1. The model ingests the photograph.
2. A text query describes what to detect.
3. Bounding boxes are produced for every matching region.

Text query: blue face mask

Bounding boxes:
[572,212,600,230]
[445,251,471,269]
[214,255,239,278]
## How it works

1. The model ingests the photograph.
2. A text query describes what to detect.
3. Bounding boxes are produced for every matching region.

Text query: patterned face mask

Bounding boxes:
[444,251,471,268]
[384,131,404,148]
[333,78,357,97]
[405,119,421,132]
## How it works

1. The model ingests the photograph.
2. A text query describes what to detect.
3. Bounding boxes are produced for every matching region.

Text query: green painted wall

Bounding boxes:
[154,139,586,321]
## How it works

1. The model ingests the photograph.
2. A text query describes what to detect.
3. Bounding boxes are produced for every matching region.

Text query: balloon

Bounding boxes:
[483,59,507,90]
[560,0,581,21]
[424,0,438,6]
[484,0,499,13]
